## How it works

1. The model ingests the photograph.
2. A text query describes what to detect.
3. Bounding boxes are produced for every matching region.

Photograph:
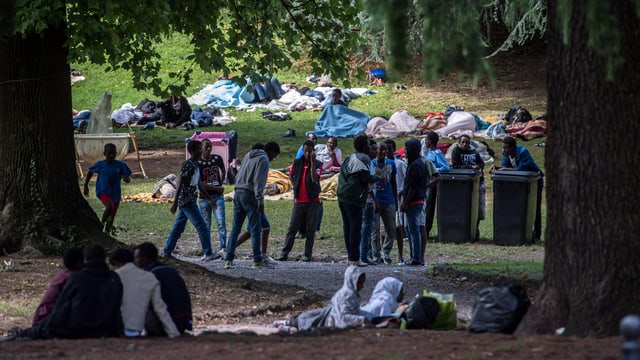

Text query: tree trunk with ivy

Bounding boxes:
[0,23,113,254]
[516,0,640,337]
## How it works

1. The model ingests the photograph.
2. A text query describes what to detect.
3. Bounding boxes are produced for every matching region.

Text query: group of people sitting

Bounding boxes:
[7,243,192,341]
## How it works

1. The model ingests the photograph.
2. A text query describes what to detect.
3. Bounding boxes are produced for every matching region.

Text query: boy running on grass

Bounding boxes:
[83,143,132,233]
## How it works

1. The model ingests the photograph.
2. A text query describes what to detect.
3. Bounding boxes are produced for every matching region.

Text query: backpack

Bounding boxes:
[505,105,532,124]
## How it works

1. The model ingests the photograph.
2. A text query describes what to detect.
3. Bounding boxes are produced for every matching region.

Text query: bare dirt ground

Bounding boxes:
[0,49,623,359]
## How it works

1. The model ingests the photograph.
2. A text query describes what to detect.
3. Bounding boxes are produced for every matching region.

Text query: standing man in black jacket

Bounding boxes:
[277,140,322,262]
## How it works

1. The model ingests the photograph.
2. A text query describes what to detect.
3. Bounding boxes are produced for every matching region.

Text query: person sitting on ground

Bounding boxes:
[158,94,192,128]
[109,248,180,338]
[451,134,486,241]
[360,277,404,321]
[31,248,84,326]
[14,244,123,340]
[134,242,193,335]
[273,266,369,333]
[490,136,544,241]
[315,136,342,175]
[320,88,348,108]
[277,139,322,262]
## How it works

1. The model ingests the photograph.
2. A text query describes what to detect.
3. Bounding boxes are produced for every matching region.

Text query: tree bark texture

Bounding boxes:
[0,23,110,253]
[517,0,640,337]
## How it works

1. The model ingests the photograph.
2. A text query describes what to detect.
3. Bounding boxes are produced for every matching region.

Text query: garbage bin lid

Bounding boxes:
[491,170,541,182]
[441,168,480,181]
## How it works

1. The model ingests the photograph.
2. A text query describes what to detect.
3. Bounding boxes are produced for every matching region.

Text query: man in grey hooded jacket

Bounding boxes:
[224,142,280,269]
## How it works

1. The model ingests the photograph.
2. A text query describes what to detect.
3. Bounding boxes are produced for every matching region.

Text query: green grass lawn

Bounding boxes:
[74,34,546,282]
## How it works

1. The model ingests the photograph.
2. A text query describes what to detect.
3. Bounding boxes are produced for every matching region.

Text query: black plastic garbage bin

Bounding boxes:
[437,169,481,243]
[491,170,541,246]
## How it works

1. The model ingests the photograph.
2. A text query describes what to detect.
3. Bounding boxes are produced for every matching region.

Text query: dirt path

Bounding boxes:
[184,255,482,321]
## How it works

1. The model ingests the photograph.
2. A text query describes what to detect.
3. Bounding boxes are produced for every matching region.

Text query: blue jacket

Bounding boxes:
[501,146,543,175]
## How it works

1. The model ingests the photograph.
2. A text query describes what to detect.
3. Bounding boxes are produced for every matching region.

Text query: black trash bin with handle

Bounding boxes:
[437,169,481,243]
[491,170,541,246]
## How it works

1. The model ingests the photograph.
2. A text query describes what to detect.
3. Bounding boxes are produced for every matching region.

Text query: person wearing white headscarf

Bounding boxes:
[360,277,404,320]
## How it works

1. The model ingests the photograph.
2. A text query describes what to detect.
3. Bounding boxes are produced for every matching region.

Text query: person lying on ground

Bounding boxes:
[360,277,404,322]
[272,265,369,333]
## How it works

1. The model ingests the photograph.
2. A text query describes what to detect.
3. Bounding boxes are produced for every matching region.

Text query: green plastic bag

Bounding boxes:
[423,290,457,330]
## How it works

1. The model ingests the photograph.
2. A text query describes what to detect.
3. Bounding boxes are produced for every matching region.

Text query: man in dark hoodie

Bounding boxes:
[400,139,433,266]
[337,134,379,266]
[13,244,123,340]
[224,141,280,269]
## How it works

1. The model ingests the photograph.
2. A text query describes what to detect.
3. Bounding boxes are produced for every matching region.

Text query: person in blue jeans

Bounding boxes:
[371,141,397,264]
[164,140,217,262]
[224,142,280,269]
[360,141,379,266]
[197,138,227,259]
[235,212,272,259]
[337,134,379,266]
[420,131,450,240]
[401,139,435,266]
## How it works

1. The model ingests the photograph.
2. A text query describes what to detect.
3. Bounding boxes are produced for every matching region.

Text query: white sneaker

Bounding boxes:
[314,231,322,240]
[217,248,227,259]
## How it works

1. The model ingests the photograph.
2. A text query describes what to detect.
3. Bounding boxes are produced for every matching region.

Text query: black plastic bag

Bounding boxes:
[469,285,531,334]
[402,295,440,329]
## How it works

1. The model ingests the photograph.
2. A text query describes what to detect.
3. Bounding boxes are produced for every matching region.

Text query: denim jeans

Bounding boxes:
[339,201,363,262]
[198,195,227,251]
[372,203,396,260]
[360,200,375,262]
[405,203,423,263]
[225,189,262,262]
[164,201,212,256]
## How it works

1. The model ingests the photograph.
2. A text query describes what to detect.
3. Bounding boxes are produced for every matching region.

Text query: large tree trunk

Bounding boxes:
[0,21,113,254]
[517,1,640,337]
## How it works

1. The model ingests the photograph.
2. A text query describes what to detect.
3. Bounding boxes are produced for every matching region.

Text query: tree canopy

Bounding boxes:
[9,0,365,96]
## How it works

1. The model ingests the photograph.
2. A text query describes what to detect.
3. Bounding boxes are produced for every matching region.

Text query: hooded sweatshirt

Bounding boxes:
[234,149,270,204]
[337,153,379,208]
[402,139,427,202]
[296,265,366,330]
[360,277,404,320]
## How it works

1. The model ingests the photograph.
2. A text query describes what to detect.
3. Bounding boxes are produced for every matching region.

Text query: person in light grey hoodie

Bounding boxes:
[224,142,280,269]
[272,265,368,333]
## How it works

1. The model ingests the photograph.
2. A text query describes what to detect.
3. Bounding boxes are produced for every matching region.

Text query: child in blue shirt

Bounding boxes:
[83,143,132,233]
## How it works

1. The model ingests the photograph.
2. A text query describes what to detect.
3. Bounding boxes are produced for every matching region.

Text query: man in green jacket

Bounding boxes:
[337,134,379,266]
